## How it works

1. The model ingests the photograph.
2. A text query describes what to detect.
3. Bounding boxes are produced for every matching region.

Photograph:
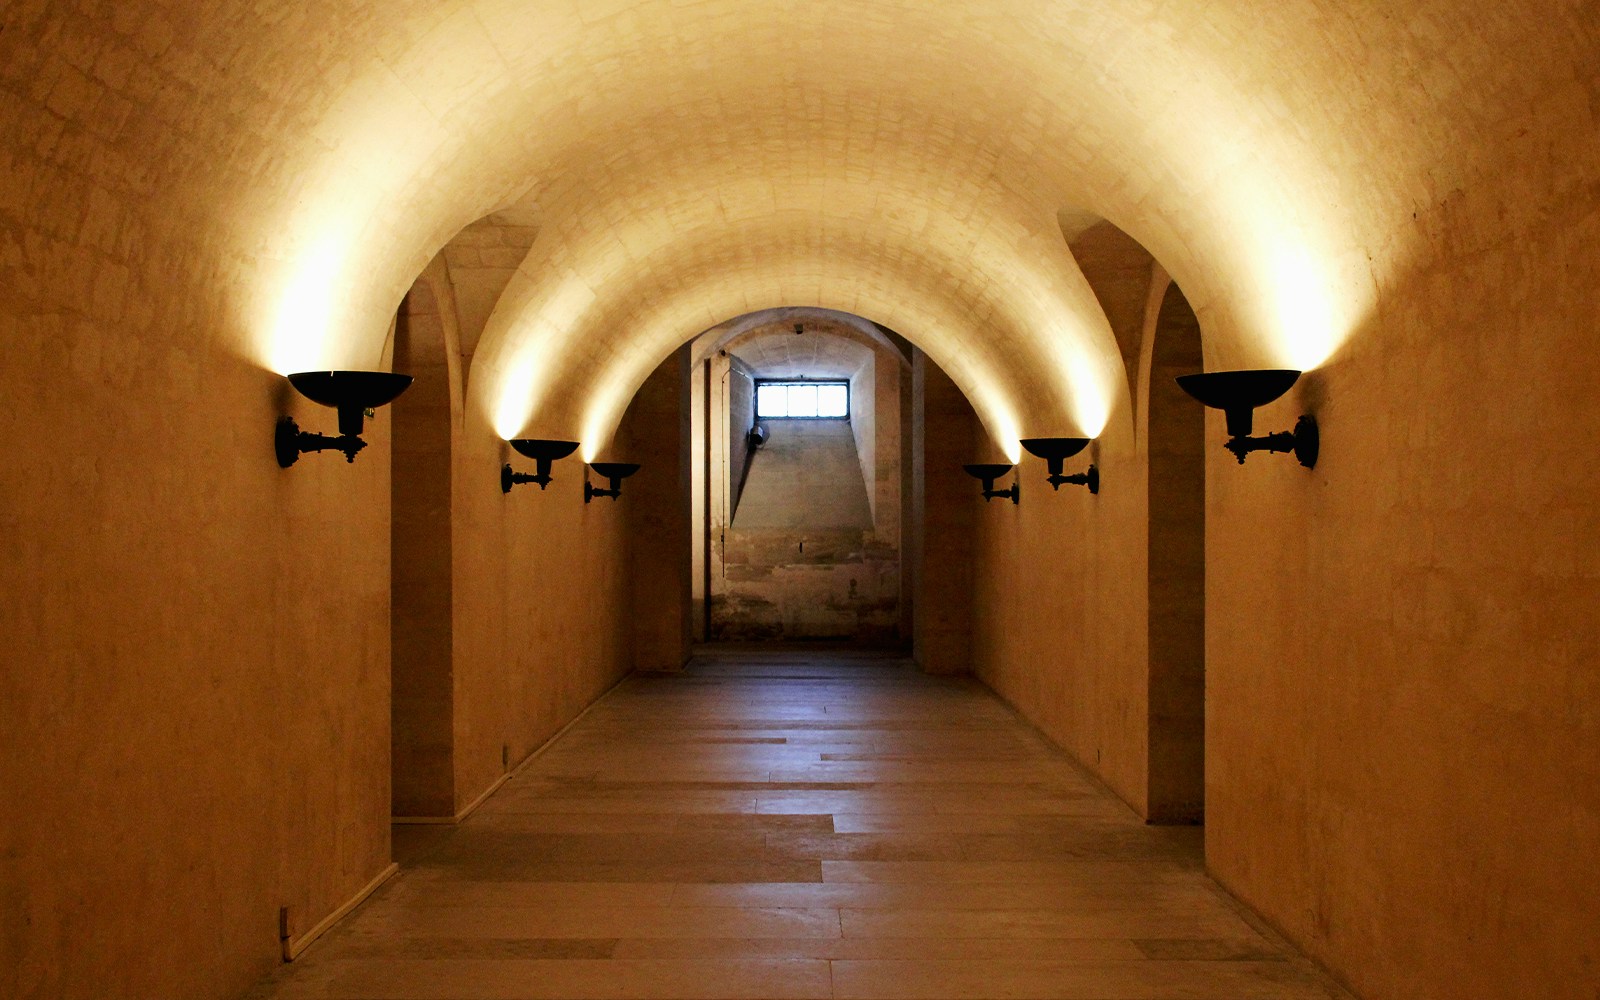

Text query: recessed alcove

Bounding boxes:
[693,312,909,643]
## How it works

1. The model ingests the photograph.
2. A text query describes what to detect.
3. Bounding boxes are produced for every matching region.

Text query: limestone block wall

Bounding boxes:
[715,420,897,642]
[708,340,905,645]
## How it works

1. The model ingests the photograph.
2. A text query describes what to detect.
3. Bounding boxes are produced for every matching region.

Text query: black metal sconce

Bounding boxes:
[275,371,413,467]
[1175,369,1318,468]
[585,463,641,503]
[963,464,1019,504]
[1020,438,1099,494]
[501,439,579,492]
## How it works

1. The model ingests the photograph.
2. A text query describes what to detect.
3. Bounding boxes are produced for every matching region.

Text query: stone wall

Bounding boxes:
[620,350,693,672]
[910,352,977,674]
[391,268,458,819]
[716,420,897,642]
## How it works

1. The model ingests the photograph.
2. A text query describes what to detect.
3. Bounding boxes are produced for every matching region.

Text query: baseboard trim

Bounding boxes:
[282,862,399,962]
[390,671,633,827]
[451,769,512,823]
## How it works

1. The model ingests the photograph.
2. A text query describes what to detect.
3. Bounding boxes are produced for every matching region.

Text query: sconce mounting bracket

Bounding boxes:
[1223,414,1318,468]
[276,416,368,467]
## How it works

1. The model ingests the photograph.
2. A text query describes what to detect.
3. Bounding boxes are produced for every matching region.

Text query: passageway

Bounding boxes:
[247,652,1348,999]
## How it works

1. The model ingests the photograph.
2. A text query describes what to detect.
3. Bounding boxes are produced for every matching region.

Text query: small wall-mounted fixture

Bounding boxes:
[963,463,1019,504]
[1020,438,1099,494]
[1176,369,1318,468]
[275,371,413,467]
[585,462,641,503]
[501,439,579,492]
[747,424,769,451]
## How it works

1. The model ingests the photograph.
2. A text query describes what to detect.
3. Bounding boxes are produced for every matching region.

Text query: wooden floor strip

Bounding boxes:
[246,651,1351,1000]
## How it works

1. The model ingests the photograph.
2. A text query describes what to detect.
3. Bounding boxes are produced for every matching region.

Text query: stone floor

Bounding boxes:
[246,650,1352,999]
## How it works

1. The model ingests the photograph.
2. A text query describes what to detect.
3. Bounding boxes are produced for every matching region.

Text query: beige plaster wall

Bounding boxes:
[0,11,408,989]
[1202,183,1600,1000]
[620,349,692,672]
[969,224,1157,814]
[0,257,394,999]
[391,273,459,819]
[1143,285,1206,824]
[970,357,1151,810]
[725,358,756,519]
[967,149,1600,1000]
[449,400,633,813]
[850,357,877,520]
[909,352,976,674]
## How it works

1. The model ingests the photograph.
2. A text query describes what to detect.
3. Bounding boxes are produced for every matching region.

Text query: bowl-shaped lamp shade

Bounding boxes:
[1175,370,1300,437]
[962,463,1014,483]
[1019,438,1090,461]
[589,462,641,481]
[509,439,580,462]
[288,371,414,435]
[1020,437,1090,476]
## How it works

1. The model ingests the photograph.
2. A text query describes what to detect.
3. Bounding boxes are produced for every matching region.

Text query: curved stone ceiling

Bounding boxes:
[722,322,884,382]
[134,0,1586,455]
[689,308,909,374]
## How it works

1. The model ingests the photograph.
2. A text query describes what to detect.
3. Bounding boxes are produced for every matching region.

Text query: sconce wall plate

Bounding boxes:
[1175,369,1317,468]
[1020,437,1099,494]
[503,439,579,492]
[585,462,641,503]
[963,463,1019,505]
[277,370,412,467]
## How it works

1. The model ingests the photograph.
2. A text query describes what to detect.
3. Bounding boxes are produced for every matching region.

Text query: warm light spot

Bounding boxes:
[964,378,1023,464]
[1204,159,1359,374]
[1268,243,1341,371]
[998,428,1022,466]
[266,238,346,375]
[492,356,537,441]
[1070,373,1110,438]
[579,398,615,463]
[1044,328,1112,440]
[487,271,603,443]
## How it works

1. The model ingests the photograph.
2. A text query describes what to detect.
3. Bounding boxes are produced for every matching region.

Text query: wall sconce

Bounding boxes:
[585,463,641,503]
[1176,369,1318,467]
[963,463,1019,504]
[501,439,579,492]
[275,371,413,467]
[1020,438,1099,494]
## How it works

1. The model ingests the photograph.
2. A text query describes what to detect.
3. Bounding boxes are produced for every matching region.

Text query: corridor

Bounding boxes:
[247,652,1350,1000]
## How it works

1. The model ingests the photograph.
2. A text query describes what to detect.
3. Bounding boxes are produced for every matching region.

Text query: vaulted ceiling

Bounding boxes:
[12,1,1590,458]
